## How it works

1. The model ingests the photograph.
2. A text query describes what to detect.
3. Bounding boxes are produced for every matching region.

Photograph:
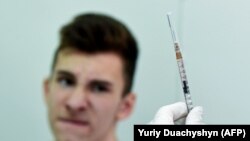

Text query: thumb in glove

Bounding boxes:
[149,102,203,125]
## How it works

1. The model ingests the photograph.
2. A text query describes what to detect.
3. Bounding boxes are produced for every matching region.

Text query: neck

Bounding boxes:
[97,126,117,141]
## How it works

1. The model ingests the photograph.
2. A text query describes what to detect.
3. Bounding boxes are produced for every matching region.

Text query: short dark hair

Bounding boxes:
[51,13,139,96]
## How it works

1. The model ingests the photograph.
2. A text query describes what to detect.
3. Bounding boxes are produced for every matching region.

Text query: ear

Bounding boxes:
[116,92,136,121]
[43,78,50,104]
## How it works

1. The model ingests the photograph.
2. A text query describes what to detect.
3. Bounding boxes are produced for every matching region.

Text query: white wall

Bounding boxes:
[1,0,249,141]
[181,0,250,124]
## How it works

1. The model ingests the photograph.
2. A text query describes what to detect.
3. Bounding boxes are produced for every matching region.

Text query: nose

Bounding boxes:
[65,87,88,114]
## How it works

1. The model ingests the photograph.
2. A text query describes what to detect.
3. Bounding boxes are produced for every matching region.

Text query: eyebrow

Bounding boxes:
[54,70,75,79]
[53,70,113,87]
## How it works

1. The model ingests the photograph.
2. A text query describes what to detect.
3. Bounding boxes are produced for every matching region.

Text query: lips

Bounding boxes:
[58,117,89,128]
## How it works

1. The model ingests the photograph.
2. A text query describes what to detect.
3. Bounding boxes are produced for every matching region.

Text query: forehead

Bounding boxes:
[54,50,124,81]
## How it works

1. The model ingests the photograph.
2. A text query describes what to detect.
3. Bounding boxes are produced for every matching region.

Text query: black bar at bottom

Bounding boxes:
[134,125,250,141]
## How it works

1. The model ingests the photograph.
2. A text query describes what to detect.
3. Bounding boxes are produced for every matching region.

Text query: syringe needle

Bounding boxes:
[167,13,177,43]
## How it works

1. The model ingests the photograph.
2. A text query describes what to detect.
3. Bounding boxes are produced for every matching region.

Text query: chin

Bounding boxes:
[55,132,91,141]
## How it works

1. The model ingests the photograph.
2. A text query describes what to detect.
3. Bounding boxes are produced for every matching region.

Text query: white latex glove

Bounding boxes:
[149,102,203,125]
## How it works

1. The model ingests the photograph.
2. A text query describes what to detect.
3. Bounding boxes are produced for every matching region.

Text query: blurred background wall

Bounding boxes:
[0,0,250,141]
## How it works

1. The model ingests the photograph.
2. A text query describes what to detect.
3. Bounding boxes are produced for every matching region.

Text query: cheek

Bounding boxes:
[47,85,67,114]
[92,95,121,119]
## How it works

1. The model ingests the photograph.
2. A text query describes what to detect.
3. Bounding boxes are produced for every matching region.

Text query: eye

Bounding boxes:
[57,77,75,88]
[91,83,109,93]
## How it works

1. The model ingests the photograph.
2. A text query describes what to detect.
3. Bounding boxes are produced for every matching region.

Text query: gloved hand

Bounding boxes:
[149,102,203,125]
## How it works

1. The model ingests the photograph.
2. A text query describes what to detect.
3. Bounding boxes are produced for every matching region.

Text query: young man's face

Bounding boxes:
[43,49,135,141]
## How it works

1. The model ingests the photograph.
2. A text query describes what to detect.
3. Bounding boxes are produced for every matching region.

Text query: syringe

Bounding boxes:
[167,13,193,112]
